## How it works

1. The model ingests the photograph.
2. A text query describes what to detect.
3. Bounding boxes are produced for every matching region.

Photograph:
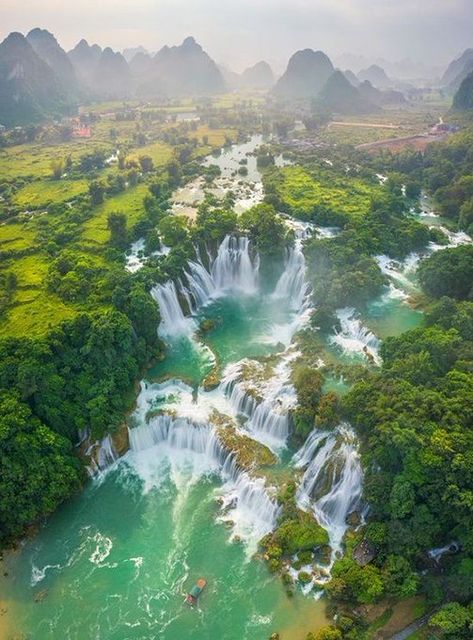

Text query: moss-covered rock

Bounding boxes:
[111,422,130,456]
[274,512,329,555]
[198,318,216,333]
[213,413,277,470]
[203,367,220,390]
[298,570,312,584]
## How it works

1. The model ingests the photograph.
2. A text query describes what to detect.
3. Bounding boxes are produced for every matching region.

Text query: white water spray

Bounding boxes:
[330,308,381,364]
[294,424,364,562]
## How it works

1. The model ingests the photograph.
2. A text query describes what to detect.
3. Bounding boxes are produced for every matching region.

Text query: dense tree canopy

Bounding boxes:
[0,391,82,543]
[418,245,473,300]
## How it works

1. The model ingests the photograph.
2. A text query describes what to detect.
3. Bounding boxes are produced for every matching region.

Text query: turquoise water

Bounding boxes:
[0,287,327,640]
[0,463,326,639]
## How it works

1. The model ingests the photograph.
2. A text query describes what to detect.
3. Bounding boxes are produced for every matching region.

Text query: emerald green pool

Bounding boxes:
[0,286,327,640]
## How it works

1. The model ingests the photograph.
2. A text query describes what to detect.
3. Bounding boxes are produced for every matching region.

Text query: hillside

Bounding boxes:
[0,32,70,126]
[27,28,79,95]
[453,70,473,110]
[240,61,274,89]
[138,36,224,96]
[357,64,391,88]
[316,70,379,114]
[274,48,334,98]
[442,48,473,88]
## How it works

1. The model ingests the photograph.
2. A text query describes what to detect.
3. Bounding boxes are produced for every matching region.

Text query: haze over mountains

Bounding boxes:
[0,27,472,127]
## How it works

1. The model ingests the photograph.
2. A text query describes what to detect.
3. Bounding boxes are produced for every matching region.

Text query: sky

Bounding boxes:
[1,0,472,74]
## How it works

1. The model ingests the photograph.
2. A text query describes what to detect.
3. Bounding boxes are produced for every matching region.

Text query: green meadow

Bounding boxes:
[276,166,378,217]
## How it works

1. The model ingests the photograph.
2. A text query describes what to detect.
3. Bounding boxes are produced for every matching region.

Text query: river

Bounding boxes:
[1,137,470,640]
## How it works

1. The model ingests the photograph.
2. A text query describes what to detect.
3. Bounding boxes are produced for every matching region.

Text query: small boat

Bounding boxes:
[186,578,206,605]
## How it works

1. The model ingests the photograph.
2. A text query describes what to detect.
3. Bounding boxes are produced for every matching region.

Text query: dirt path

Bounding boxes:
[329,121,400,129]
[388,613,431,639]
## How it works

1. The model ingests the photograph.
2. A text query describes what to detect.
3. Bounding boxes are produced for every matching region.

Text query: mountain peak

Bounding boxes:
[140,36,223,96]
[274,48,334,98]
[181,36,202,52]
[2,32,29,48]
[241,60,274,89]
[27,28,55,40]
[316,69,379,114]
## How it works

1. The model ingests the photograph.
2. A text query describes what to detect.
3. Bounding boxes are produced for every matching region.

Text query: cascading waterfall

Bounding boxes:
[294,424,364,564]
[219,350,299,450]
[184,235,260,307]
[330,307,381,364]
[376,254,420,296]
[85,434,119,476]
[125,380,280,552]
[272,239,310,311]
[151,281,195,338]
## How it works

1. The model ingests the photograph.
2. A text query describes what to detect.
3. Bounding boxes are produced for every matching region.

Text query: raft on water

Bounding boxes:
[186,578,206,605]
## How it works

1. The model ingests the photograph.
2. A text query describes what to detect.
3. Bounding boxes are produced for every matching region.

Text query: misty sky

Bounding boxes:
[1,0,472,73]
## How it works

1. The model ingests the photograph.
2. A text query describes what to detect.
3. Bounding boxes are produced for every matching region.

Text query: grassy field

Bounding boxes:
[0,290,78,338]
[192,125,237,146]
[125,141,173,166]
[0,98,239,338]
[319,106,448,146]
[5,254,50,287]
[12,179,89,208]
[0,222,37,251]
[80,183,150,246]
[276,166,378,217]
[0,139,112,179]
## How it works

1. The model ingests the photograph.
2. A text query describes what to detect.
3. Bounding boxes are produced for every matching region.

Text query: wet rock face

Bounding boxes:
[353,539,376,566]
[346,510,361,527]
[111,423,130,457]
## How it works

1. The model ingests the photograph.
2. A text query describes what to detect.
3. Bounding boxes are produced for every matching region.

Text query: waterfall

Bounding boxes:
[330,307,380,364]
[294,424,364,560]
[272,239,310,311]
[184,235,260,307]
[428,541,459,563]
[219,350,299,450]
[376,254,420,295]
[86,434,119,476]
[125,381,280,552]
[433,226,472,249]
[151,281,195,338]
[212,236,259,294]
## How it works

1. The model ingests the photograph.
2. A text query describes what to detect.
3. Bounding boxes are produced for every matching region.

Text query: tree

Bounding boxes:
[89,180,106,206]
[418,245,473,300]
[327,558,384,604]
[139,155,154,173]
[50,158,65,180]
[107,212,128,249]
[196,207,238,242]
[429,602,472,637]
[0,391,82,544]
[459,197,473,233]
[239,203,288,257]
[293,366,324,436]
[158,215,189,247]
[166,158,182,188]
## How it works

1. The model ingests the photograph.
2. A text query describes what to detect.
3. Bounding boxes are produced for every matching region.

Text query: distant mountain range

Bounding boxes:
[272,48,405,114]
[357,64,392,89]
[135,36,224,97]
[0,30,231,125]
[0,27,427,127]
[220,60,274,91]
